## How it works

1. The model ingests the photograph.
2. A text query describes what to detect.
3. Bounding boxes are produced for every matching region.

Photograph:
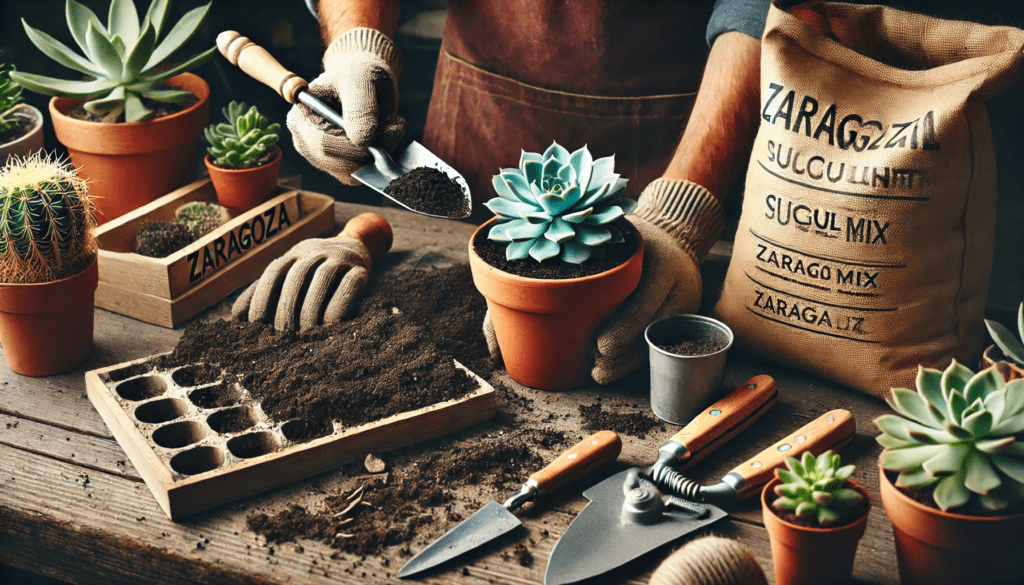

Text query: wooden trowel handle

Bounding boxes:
[341,213,393,262]
[217,31,308,104]
[530,431,622,496]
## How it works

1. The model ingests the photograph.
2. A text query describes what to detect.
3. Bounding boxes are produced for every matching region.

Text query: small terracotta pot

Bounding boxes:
[879,459,1024,585]
[0,258,98,376]
[468,219,643,390]
[205,145,283,214]
[981,344,1024,382]
[0,104,44,163]
[762,477,869,585]
[50,73,210,224]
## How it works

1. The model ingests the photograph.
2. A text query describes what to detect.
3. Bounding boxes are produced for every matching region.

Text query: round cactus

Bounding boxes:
[0,153,96,284]
[772,450,863,527]
[485,142,637,264]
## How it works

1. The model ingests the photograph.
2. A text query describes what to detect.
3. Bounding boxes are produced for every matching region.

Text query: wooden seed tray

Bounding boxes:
[94,177,335,328]
[86,355,497,520]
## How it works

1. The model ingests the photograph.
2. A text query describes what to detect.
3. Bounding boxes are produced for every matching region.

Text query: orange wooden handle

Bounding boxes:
[730,409,856,499]
[341,212,393,261]
[668,375,778,469]
[529,431,622,495]
[217,31,308,104]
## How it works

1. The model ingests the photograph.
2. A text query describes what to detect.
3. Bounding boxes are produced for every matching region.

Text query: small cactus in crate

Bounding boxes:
[0,64,26,143]
[204,101,280,169]
[0,153,97,283]
[772,450,864,527]
[876,361,1024,512]
[485,141,637,264]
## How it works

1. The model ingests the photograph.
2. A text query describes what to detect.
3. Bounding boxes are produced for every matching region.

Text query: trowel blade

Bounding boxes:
[543,469,728,585]
[397,501,520,579]
[352,141,472,219]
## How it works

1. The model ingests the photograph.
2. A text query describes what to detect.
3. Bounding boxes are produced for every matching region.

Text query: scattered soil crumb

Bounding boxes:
[513,544,533,567]
[384,166,469,217]
[578,401,665,439]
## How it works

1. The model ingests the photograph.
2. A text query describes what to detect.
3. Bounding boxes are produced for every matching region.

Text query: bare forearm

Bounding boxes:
[318,0,401,45]
[663,31,761,201]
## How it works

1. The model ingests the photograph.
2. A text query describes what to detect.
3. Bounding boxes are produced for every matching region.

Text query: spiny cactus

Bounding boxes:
[772,450,863,527]
[0,153,97,284]
[13,0,215,122]
[0,64,25,143]
[876,361,1024,512]
[205,101,280,169]
[485,142,637,264]
[985,303,1024,368]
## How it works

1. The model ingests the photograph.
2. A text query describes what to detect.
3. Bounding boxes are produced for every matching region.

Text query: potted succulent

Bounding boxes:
[876,361,1024,585]
[762,450,868,585]
[11,0,215,223]
[0,64,44,163]
[0,153,99,376]
[982,302,1024,382]
[203,101,282,213]
[468,141,642,390]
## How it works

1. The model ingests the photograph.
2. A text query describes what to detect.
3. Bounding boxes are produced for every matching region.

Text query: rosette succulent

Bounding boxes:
[772,450,863,527]
[876,361,1024,512]
[205,101,280,168]
[485,142,637,264]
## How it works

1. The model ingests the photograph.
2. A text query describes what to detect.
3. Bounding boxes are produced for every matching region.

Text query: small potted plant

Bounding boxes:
[876,361,1024,585]
[982,302,1024,382]
[203,101,281,213]
[0,153,98,376]
[12,0,215,223]
[762,450,868,585]
[134,202,227,257]
[0,64,44,163]
[468,141,642,390]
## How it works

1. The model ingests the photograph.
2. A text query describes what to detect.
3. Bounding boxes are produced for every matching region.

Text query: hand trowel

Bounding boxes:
[216,31,472,219]
[397,430,623,579]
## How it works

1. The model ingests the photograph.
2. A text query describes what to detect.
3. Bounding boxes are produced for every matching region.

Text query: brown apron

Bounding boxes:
[424,0,714,214]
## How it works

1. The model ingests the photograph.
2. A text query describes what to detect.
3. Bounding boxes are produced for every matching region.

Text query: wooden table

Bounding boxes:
[0,202,899,584]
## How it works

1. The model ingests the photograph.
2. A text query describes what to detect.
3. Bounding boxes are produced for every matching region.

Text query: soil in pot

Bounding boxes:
[66,94,198,124]
[0,116,32,144]
[656,326,730,356]
[473,227,638,279]
[384,166,469,217]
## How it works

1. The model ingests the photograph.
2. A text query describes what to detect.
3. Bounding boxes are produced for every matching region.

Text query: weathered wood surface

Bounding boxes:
[0,202,899,584]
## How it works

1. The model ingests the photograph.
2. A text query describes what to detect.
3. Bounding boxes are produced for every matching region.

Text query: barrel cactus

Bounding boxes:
[485,142,637,263]
[205,101,280,168]
[876,361,1024,512]
[772,450,863,527]
[0,153,97,284]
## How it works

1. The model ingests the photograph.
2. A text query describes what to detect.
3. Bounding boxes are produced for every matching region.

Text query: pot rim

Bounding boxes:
[48,72,209,128]
[204,144,282,173]
[762,476,872,534]
[645,314,735,360]
[468,217,644,286]
[0,104,43,148]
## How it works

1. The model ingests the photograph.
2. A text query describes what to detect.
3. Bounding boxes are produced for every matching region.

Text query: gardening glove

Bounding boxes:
[287,27,405,186]
[232,235,372,332]
[591,179,725,385]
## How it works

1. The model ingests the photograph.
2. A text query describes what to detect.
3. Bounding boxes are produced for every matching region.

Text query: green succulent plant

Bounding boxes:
[0,64,26,142]
[985,303,1024,367]
[876,361,1024,512]
[485,142,637,264]
[0,153,97,284]
[204,101,280,169]
[12,0,215,123]
[772,450,863,527]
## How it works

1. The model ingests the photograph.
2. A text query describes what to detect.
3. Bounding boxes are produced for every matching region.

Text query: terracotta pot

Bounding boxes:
[205,145,283,214]
[468,219,643,390]
[981,344,1024,382]
[762,477,870,585]
[0,258,98,376]
[879,458,1024,585]
[0,104,44,163]
[49,73,210,224]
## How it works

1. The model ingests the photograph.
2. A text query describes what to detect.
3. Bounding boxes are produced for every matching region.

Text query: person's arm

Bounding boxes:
[317,0,401,43]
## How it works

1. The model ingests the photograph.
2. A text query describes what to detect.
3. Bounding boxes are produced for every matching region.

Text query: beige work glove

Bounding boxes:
[481,179,725,384]
[232,235,371,331]
[287,28,405,186]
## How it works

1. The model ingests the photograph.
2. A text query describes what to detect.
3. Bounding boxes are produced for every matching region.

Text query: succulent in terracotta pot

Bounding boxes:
[0,64,44,163]
[983,303,1024,382]
[203,101,282,213]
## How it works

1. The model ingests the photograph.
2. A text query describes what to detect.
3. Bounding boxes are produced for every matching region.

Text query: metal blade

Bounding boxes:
[398,501,520,579]
[544,469,727,585]
[352,142,472,219]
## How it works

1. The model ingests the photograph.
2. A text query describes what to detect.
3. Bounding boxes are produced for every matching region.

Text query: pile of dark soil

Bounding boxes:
[384,166,469,218]
[135,220,198,258]
[473,227,637,280]
[67,94,198,123]
[579,400,665,440]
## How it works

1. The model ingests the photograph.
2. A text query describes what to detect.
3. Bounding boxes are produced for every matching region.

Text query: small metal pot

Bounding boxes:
[645,314,733,425]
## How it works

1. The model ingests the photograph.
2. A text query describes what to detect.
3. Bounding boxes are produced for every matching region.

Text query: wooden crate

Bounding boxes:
[85,356,498,520]
[94,177,335,327]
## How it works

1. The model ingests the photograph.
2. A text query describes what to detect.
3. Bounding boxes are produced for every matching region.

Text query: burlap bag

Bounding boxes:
[714,1,1024,398]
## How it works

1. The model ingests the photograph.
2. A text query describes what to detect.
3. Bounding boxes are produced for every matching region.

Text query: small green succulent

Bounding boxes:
[985,303,1024,367]
[204,101,280,169]
[485,142,637,264]
[772,450,863,527]
[876,361,1024,512]
[0,64,25,142]
[12,0,215,122]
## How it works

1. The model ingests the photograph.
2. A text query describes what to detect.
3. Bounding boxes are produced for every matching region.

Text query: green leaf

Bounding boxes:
[543,141,571,165]
[891,387,944,428]
[122,21,156,80]
[964,450,1001,495]
[537,191,573,216]
[142,2,211,73]
[145,0,171,37]
[559,241,591,264]
[86,20,123,79]
[1003,380,1024,420]
[83,86,125,113]
[67,0,107,56]
[501,218,547,241]
[583,206,625,226]
[543,217,575,243]
[991,413,1024,436]
[986,319,1024,365]
[573,180,613,211]
[505,239,532,261]
[878,414,956,444]
[976,437,1015,455]
[562,208,592,224]
[605,224,626,244]
[942,360,975,398]
[980,492,1010,512]
[948,391,968,425]
[835,464,855,481]
[832,488,863,505]
[964,368,1006,404]
[772,496,799,511]
[139,88,193,103]
[21,20,103,77]
[576,225,612,247]
[882,445,944,471]
[933,471,971,511]
[795,501,815,518]
[961,409,993,438]
[992,455,1024,484]
[777,469,798,485]
[9,71,117,98]
[916,367,946,412]
[895,467,940,488]
[108,0,141,47]
[123,90,153,122]
[144,45,216,81]
[569,145,593,196]
[877,433,917,450]
[485,197,535,220]
[812,490,833,505]
[587,155,616,193]
[528,237,559,262]
[922,444,970,476]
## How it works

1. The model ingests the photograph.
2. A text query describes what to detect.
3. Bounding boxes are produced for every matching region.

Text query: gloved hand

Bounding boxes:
[232,235,372,332]
[287,27,405,186]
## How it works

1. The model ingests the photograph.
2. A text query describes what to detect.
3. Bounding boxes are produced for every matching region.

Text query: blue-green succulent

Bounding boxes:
[772,450,863,527]
[485,142,637,264]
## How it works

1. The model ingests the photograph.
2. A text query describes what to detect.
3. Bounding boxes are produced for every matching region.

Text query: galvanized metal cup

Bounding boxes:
[645,315,734,425]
